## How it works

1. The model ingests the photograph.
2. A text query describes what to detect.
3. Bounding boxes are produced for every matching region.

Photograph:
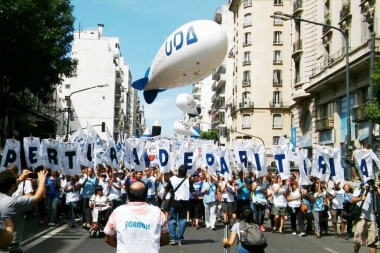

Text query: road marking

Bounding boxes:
[325,247,339,253]
[21,220,66,246]
[22,225,67,251]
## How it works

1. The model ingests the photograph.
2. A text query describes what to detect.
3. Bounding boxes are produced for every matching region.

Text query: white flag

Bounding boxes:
[81,135,93,167]
[125,138,146,171]
[271,145,290,180]
[60,142,80,175]
[298,149,312,186]
[202,144,219,174]
[156,139,171,173]
[41,139,61,171]
[179,140,198,175]
[250,143,268,178]
[234,141,252,172]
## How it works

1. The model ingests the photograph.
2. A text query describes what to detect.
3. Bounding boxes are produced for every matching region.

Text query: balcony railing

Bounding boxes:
[293,0,302,13]
[293,39,302,53]
[242,124,251,129]
[243,41,252,46]
[243,60,251,66]
[340,3,351,20]
[273,124,283,129]
[239,101,254,109]
[269,102,289,108]
[273,39,282,44]
[243,22,252,27]
[273,79,282,86]
[353,106,367,122]
[273,59,283,64]
[316,117,334,131]
[322,26,331,35]
[242,80,251,87]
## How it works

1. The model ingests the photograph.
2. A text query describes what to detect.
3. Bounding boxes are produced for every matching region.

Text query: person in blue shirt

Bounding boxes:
[80,167,99,229]
[251,177,268,231]
[201,173,218,230]
[309,180,326,238]
[236,170,251,219]
[342,183,354,238]
[189,172,203,229]
[45,169,61,226]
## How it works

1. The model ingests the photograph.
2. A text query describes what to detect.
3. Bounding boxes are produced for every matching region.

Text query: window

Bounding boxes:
[243,71,251,85]
[242,92,250,107]
[273,114,282,128]
[244,0,252,7]
[244,32,251,45]
[243,52,251,65]
[273,91,281,106]
[318,102,334,119]
[273,51,282,63]
[274,31,282,44]
[242,114,251,128]
[273,70,282,85]
[65,84,71,89]
[244,14,252,27]
[274,0,282,4]
[273,136,280,145]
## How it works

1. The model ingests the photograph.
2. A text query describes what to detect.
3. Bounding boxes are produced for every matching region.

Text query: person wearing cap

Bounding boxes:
[116,169,127,204]
[88,185,111,227]
[107,171,123,210]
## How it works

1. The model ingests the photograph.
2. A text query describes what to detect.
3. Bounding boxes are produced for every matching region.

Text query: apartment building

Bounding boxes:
[56,24,142,141]
[228,0,293,157]
[290,0,380,160]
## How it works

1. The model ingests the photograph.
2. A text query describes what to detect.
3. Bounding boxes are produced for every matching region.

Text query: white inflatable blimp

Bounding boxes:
[173,120,200,137]
[176,93,201,118]
[132,20,228,104]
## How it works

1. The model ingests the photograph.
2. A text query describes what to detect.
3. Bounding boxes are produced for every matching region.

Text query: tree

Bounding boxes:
[364,60,380,124]
[198,129,219,144]
[0,0,77,140]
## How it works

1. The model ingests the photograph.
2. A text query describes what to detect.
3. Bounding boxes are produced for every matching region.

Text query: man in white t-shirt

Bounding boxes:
[104,181,169,253]
[218,174,236,224]
[142,167,158,206]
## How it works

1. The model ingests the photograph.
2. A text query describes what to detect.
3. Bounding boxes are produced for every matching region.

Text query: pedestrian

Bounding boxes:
[351,181,380,253]
[79,167,99,229]
[64,175,81,227]
[45,169,61,226]
[162,165,196,246]
[0,169,47,253]
[222,207,265,253]
[141,167,158,206]
[104,181,169,252]
[201,172,218,230]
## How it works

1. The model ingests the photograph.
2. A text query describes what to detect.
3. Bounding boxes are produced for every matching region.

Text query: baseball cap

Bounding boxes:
[117,169,124,174]
[193,172,200,177]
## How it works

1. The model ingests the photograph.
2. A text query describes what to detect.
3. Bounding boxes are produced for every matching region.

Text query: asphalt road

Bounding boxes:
[23,218,377,253]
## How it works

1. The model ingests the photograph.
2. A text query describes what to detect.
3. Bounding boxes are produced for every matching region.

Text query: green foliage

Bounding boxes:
[198,129,219,144]
[365,60,380,124]
[0,0,77,104]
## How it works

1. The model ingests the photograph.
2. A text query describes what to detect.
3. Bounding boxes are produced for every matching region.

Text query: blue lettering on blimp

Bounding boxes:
[165,26,198,56]
[125,221,151,230]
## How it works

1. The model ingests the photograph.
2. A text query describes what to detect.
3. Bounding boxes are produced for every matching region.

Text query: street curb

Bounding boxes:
[21,220,66,247]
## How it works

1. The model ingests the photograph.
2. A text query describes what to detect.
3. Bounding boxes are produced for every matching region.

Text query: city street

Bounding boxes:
[23,218,373,253]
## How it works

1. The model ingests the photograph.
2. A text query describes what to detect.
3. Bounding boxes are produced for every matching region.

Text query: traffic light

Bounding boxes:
[101,122,105,132]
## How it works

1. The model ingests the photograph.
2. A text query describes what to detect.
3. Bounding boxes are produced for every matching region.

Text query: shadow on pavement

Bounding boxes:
[182,239,216,245]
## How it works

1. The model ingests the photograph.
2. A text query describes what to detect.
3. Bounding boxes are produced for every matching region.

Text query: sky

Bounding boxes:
[71,0,228,135]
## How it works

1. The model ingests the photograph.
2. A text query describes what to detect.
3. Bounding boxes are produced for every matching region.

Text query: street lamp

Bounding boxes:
[64,84,109,141]
[270,12,351,149]
[197,121,265,146]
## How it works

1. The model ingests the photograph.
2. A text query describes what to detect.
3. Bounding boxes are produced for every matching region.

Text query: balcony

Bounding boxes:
[340,3,351,21]
[243,22,252,28]
[316,117,334,131]
[273,59,283,64]
[244,0,252,8]
[293,0,303,14]
[292,39,302,57]
[353,106,367,122]
[243,60,251,66]
[243,41,252,47]
[322,26,331,36]
[212,74,226,91]
[242,124,251,129]
[273,79,282,86]
[269,102,290,108]
[239,101,254,109]
[242,80,251,87]
[294,75,300,84]
[212,71,220,81]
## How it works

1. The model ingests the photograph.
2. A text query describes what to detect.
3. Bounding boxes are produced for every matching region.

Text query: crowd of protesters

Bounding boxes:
[0,162,376,252]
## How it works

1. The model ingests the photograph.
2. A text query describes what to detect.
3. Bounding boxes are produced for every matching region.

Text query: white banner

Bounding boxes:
[125,138,146,171]
[105,138,120,169]
[353,149,380,183]
[81,135,93,168]
[234,141,252,172]
[156,139,171,173]
[179,140,198,175]
[1,139,21,173]
[23,137,42,169]
[202,144,218,174]
[298,149,312,186]
[41,139,61,171]
[271,145,290,180]
[60,142,80,175]
[319,147,344,184]
[250,143,268,178]
[312,146,329,181]
[213,146,232,176]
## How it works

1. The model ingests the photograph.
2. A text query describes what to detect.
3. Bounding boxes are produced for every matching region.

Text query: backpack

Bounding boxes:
[239,221,268,252]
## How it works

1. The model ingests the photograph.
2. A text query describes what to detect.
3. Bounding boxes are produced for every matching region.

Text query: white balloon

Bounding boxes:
[173,120,199,137]
[176,93,200,117]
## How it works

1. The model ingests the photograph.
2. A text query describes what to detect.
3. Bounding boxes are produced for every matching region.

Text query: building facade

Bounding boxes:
[56,24,142,141]
[290,0,380,164]
[228,0,293,159]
